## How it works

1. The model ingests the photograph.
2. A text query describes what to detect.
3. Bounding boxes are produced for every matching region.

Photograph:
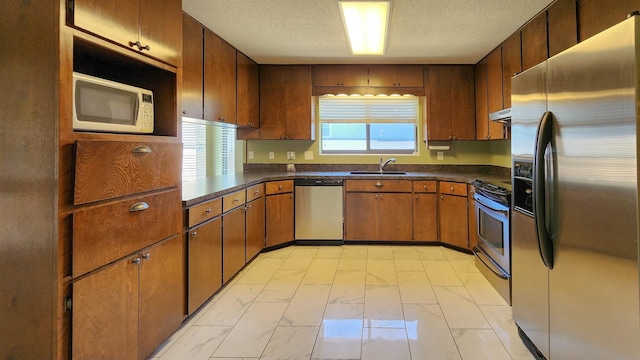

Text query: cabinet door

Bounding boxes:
[427,65,452,140]
[450,65,475,140]
[548,0,578,57]
[369,65,424,87]
[237,52,259,127]
[204,31,237,124]
[259,66,287,139]
[313,65,369,86]
[427,65,475,141]
[501,33,522,109]
[265,193,294,246]
[182,14,204,119]
[72,0,139,56]
[345,192,378,240]
[138,0,182,65]
[187,218,222,314]
[439,194,469,249]
[72,256,139,360]
[487,47,503,113]
[222,206,246,283]
[475,58,489,140]
[521,12,548,71]
[413,193,437,242]
[284,66,313,139]
[246,197,265,261]
[138,235,183,360]
[579,0,639,41]
[378,193,413,241]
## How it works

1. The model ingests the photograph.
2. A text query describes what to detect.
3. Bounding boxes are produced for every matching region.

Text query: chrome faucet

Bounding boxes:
[380,157,396,172]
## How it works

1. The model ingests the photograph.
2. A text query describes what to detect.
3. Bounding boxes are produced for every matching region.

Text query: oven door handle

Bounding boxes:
[475,197,509,215]
[472,246,509,280]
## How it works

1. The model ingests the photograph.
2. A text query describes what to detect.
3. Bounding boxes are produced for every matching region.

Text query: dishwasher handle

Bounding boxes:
[294,179,343,186]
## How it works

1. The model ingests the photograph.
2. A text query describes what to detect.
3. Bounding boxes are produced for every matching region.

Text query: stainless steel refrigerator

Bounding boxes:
[511,15,640,360]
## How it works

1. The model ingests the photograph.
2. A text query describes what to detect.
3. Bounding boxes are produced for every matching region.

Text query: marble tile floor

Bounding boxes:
[148,245,534,360]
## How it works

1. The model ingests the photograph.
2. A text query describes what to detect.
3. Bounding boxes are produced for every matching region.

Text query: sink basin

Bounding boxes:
[348,171,407,175]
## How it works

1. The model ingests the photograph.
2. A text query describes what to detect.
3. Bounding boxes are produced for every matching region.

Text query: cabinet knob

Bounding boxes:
[374,182,383,188]
[379,194,383,199]
[415,195,418,199]
[218,116,225,121]
[423,184,427,190]
[205,208,212,214]
[448,135,453,140]
[182,110,187,115]
[191,231,198,237]
[290,194,293,199]
[254,190,260,194]
[132,257,141,265]
[247,204,252,209]
[279,185,283,190]
[486,134,491,139]
[450,186,454,191]
[441,195,444,200]
[142,253,151,260]
[233,198,239,203]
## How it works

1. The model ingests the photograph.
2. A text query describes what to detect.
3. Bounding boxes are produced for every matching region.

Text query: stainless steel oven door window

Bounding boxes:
[474,193,510,272]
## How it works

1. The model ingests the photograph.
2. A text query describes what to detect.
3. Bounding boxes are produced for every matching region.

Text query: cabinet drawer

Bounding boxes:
[265,180,294,195]
[413,181,437,193]
[72,189,181,277]
[222,190,246,213]
[246,183,264,202]
[439,181,468,196]
[74,140,181,205]
[187,198,222,228]
[345,180,411,193]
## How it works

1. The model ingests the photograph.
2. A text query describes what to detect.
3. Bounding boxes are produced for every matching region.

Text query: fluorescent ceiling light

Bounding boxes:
[339,1,391,55]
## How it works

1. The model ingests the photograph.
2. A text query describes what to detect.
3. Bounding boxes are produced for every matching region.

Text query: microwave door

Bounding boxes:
[75,80,139,129]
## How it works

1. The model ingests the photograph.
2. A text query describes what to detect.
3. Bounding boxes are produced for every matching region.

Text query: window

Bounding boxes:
[182,121,236,182]
[319,95,418,154]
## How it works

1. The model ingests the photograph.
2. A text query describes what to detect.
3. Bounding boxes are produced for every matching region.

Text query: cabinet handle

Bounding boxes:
[290,194,293,199]
[450,186,454,191]
[233,198,239,203]
[191,231,198,237]
[254,190,260,194]
[374,182,383,188]
[247,204,252,209]
[379,194,383,199]
[142,253,151,260]
[140,44,150,51]
[132,257,141,265]
[415,195,418,199]
[441,195,444,200]
[448,135,453,140]
[132,145,152,154]
[205,208,212,214]
[128,40,150,51]
[218,116,225,121]
[279,185,283,190]
[130,202,149,212]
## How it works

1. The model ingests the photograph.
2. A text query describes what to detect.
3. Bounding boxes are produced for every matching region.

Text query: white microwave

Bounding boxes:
[72,72,154,134]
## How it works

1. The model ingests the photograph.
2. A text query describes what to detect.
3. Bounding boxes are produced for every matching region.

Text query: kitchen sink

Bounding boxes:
[348,171,408,175]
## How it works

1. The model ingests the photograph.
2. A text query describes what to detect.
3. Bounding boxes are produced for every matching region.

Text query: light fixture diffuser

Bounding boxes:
[339,1,391,55]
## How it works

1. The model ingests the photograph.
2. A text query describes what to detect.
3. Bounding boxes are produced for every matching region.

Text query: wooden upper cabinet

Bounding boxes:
[475,58,489,140]
[487,47,503,113]
[204,31,237,124]
[237,52,259,128]
[426,65,475,141]
[313,65,368,86]
[548,0,578,57]
[501,33,522,109]
[182,14,204,119]
[259,66,314,140]
[368,65,424,87]
[579,0,638,42]
[72,0,181,66]
[521,12,548,71]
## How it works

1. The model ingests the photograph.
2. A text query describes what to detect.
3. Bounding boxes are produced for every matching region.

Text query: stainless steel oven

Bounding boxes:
[471,179,512,304]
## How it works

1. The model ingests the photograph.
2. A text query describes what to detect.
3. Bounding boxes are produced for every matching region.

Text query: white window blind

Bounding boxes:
[214,126,235,176]
[182,121,207,182]
[319,95,418,123]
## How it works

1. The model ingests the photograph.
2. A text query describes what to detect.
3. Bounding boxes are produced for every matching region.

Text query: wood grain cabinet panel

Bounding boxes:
[181,14,204,119]
[74,140,181,205]
[501,33,522,109]
[237,52,259,127]
[222,190,246,213]
[413,193,438,242]
[265,192,294,246]
[427,65,475,141]
[187,217,222,314]
[579,0,640,42]
[487,47,503,113]
[72,189,181,277]
[72,0,181,66]
[245,196,265,261]
[439,192,469,249]
[204,30,237,124]
[345,179,412,193]
[548,0,578,57]
[368,65,424,87]
[475,58,490,140]
[521,11,548,71]
[222,206,246,283]
[246,183,264,202]
[313,65,369,86]
[439,181,468,196]
[345,192,379,241]
[378,193,413,241]
[187,197,222,228]
[266,180,294,194]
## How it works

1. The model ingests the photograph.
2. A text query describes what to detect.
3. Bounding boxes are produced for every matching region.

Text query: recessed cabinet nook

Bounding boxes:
[5,0,636,359]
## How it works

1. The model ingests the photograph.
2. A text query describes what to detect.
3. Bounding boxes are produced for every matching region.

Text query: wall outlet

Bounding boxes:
[304,151,314,160]
[287,151,295,160]
[268,151,275,160]
[437,151,444,161]
[248,150,254,160]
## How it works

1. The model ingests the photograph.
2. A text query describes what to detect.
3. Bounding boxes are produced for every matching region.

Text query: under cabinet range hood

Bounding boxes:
[489,108,512,124]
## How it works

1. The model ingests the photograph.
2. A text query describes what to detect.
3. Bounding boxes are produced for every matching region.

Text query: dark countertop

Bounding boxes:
[182,170,511,206]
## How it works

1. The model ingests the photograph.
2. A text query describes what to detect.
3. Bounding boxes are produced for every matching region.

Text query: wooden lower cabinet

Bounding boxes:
[72,235,183,360]
[187,217,222,314]
[222,206,246,283]
[413,193,438,241]
[265,192,294,246]
[439,193,469,249]
[345,193,378,240]
[245,196,265,260]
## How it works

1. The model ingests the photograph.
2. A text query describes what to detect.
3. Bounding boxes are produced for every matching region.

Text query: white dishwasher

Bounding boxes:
[294,179,344,242]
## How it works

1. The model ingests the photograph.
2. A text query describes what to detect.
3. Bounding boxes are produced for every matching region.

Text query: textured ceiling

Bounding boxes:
[183,0,555,65]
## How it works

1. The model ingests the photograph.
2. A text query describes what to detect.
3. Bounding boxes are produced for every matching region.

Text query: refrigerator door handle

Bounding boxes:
[533,111,554,269]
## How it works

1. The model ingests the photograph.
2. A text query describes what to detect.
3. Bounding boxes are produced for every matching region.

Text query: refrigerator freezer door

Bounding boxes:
[546,16,640,359]
[511,61,550,360]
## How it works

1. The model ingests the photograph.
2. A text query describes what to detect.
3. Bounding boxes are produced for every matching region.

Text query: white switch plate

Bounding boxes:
[437,151,444,160]
[268,151,275,160]
[287,151,295,160]
[304,151,314,160]
[248,150,254,160]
